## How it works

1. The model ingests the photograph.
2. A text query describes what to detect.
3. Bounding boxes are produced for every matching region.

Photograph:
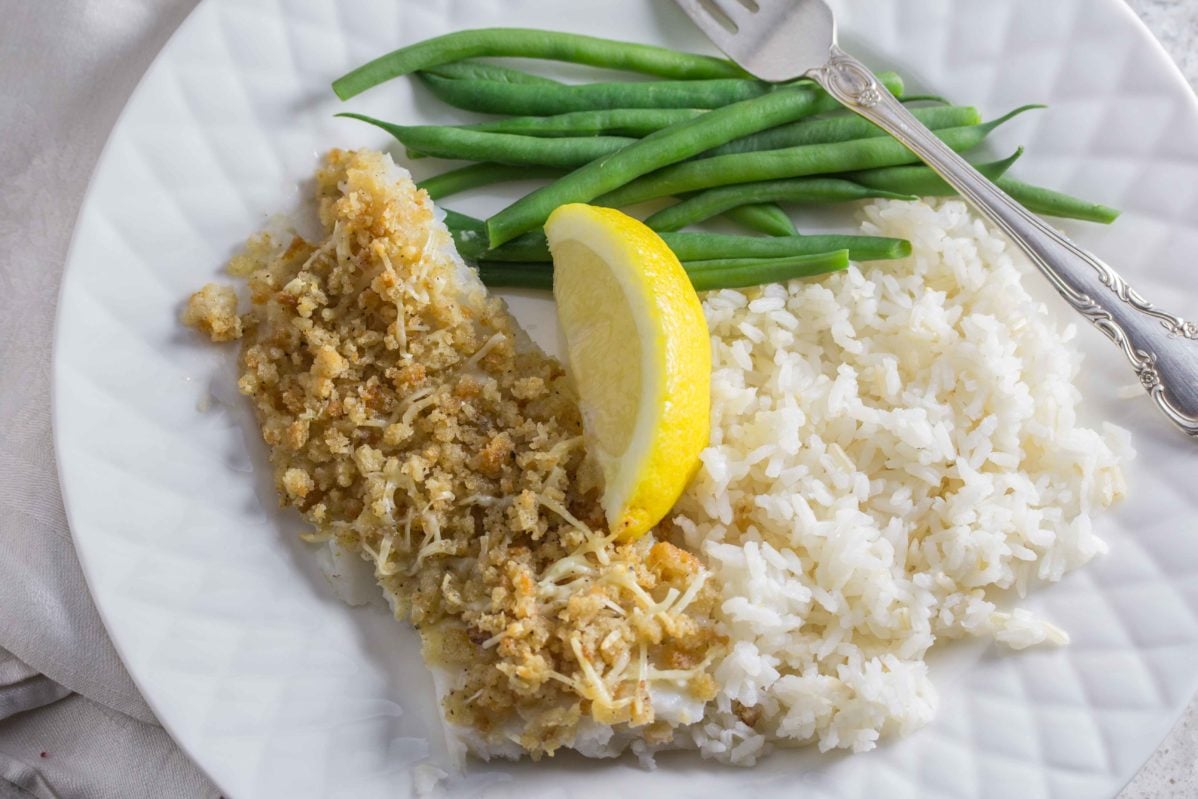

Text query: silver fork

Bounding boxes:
[675,0,1198,439]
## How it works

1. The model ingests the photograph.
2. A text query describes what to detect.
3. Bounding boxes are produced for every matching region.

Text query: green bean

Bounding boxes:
[333,28,749,100]
[484,78,906,247]
[597,105,1040,208]
[438,190,793,250]
[703,105,979,158]
[418,166,792,234]
[464,104,959,142]
[337,114,635,167]
[900,94,952,105]
[661,232,909,262]
[444,208,485,229]
[449,211,910,262]
[724,204,797,236]
[685,250,851,291]
[843,150,1118,222]
[443,210,489,260]
[476,250,851,291]
[466,108,705,138]
[461,102,951,144]
[419,74,770,115]
[683,253,841,271]
[420,70,903,117]
[419,61,560,84]
[844,148,1023,195]
[645,178,916,232]
[996,178,1120,223]
[449,204,797,252]
[418,163,566,200]
[450,230,490,262]
[462,229,551,262]
[416,161,793,239]
[476,262,554,290]
[419,169,796,238]
[420,167,789,241]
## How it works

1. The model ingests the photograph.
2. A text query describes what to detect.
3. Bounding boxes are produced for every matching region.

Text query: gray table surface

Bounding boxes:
[0,1,1194,797]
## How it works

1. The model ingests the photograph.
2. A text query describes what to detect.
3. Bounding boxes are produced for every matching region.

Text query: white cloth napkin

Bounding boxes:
[0,1,216,796]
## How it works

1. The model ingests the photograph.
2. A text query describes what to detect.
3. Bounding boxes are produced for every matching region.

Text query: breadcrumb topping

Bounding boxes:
[182,283,242,342]
[185,150,719,757]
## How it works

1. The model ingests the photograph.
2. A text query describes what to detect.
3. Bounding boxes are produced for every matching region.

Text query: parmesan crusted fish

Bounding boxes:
[185,149,721,762]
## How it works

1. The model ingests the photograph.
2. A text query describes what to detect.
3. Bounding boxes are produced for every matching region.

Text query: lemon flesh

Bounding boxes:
[546,204,711,541]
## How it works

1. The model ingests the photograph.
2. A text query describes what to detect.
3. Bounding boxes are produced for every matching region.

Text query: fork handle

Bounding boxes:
[808,45,1198,438]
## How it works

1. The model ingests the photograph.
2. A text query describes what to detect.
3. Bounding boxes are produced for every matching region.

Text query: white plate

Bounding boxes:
[53,1,1198,797]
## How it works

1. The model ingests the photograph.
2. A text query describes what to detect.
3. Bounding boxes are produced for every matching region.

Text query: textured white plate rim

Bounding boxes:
[49,0,229,791]
[48,2,1198,797]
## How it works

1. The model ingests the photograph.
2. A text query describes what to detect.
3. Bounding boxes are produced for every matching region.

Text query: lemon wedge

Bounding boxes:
[545,204,711,541]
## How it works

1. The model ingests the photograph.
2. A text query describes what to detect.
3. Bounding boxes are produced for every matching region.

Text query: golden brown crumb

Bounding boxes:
[282,467,314,500]
[732,700,762,728]
[648,541,701,582]
[189,149,720,757]
[182,283,242,342]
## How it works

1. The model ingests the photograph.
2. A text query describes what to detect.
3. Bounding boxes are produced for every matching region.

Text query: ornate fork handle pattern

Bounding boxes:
[810,46,1198,438]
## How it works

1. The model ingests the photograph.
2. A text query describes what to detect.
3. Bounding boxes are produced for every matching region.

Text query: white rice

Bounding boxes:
[674,197,1133,764]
